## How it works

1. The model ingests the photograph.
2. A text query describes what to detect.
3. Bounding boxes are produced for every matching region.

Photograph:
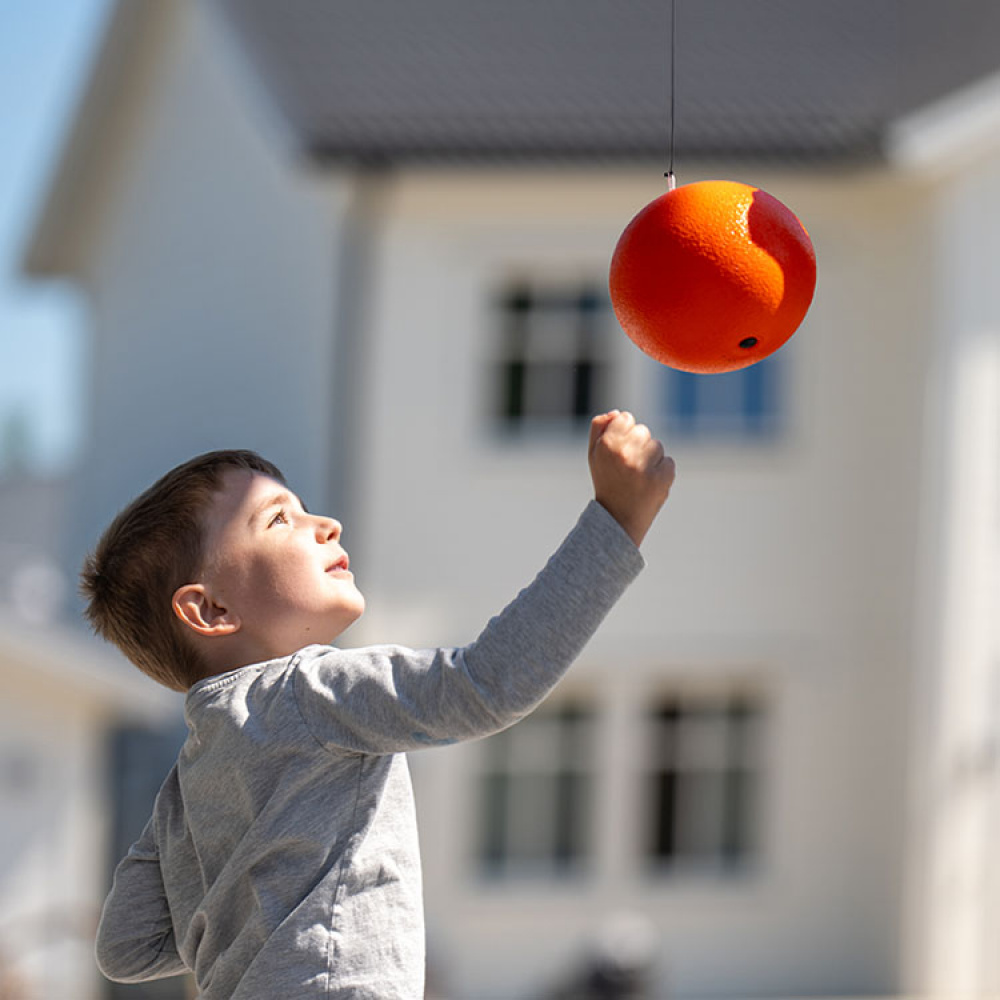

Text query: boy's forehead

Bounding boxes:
[204,469,288,536]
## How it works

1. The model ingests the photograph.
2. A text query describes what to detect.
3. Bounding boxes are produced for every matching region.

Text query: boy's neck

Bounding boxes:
[190,636,279,685]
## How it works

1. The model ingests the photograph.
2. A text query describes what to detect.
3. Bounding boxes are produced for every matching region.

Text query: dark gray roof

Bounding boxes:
[212,0,1000,167]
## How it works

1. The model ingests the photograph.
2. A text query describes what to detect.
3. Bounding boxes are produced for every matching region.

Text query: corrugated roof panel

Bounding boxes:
[211,0,1000,164]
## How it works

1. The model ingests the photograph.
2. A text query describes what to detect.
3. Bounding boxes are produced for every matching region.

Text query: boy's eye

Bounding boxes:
[268,509,288,528]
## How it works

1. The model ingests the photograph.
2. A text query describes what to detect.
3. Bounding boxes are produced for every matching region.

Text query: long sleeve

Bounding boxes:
[95,812,188,983]
[293,500,644,753]
[139,500,641,998]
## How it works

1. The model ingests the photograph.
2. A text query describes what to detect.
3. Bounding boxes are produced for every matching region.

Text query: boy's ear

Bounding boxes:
[171,584,241,637]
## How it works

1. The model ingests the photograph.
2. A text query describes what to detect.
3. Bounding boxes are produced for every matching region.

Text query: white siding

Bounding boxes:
[0,661,113,999]
[347,168,927,997]
[905,153,1000,997]
[70,0,345,579]
[33,3,1000,992]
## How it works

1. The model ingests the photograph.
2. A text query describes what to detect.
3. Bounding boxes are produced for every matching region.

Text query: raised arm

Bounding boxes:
[295,411,674,753]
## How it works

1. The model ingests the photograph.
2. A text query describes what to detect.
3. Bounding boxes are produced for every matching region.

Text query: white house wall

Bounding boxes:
[17,0,1000,995]
[348,168,928,997]
[0,662,112,1000]
[905,151,1000,998]
[70,0,345,580]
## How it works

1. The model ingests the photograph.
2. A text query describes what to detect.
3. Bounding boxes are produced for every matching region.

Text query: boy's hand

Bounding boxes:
[588,410,675,548]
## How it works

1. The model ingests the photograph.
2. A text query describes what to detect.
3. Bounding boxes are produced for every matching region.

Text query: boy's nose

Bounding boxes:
[315,516,341,542]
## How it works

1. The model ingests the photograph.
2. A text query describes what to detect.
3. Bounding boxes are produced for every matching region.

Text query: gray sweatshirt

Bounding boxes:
[95,500,644,999]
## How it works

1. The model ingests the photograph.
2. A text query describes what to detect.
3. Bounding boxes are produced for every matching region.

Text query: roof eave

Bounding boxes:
[0,610,176,721]
[305,138,887,173]
[885,68,1000,178]
[21,0,175,279]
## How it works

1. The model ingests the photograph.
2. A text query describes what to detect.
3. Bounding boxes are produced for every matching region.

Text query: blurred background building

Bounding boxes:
[3,0,1000,997]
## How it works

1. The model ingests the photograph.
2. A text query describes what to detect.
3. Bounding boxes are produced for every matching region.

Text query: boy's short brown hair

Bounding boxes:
[80,450,286,691]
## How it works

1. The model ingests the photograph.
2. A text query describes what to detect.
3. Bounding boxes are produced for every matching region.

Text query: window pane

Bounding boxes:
[500,360,526,421]
[524,362,578,419]
[647,692,763,872]
[572,361,595,418]
[477,704,594,876]
[675,771,726,858]
[663,370,699,435]
[492,280,611,428]
[675,707,729,770]
[506,773,559,860]
[700,370,746,423]
[481,771,509,870]
[663,356,782,439]
[558,704,592,764]
[727,697,762,768]
[554,771,589,867]
[525,315,580,362]
[651,770,677,860]
[722,768,755,863]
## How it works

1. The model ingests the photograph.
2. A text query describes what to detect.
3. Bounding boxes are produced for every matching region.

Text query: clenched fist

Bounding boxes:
[588,410,675,547]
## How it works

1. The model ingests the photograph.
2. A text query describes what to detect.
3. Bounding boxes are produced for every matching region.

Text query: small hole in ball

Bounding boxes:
[739,337,759,349]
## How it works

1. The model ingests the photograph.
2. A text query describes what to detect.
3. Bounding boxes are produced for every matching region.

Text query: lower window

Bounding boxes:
[646,691,763,873]
[477,702,594,878]
[662,355,782,440]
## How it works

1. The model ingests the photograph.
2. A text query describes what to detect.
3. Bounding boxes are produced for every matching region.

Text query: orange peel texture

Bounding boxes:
[609,180,816,373]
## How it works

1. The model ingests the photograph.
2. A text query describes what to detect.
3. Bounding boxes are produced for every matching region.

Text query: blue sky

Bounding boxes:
[0,0,110,474]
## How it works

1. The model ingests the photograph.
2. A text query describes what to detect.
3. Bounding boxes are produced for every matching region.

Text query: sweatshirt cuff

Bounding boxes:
[578,498,646,577]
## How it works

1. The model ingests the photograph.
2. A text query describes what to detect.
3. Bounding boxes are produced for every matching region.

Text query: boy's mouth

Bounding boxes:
[327,555,350,574]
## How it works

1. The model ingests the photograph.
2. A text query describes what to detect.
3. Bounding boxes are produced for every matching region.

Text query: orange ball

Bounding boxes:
[609,180,816,373]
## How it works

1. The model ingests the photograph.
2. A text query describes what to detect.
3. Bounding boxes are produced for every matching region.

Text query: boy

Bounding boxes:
[85,410,674,999]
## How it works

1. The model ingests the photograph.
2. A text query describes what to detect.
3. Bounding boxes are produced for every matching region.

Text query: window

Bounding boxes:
[646,692,763,873]
[662,355,782,440]
[492,281,612,431]
[478,703,594,877]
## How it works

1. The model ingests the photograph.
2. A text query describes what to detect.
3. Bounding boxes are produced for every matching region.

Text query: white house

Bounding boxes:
[0,608,173,1000]
[21,1,1000,997]
[0,474,176,1000]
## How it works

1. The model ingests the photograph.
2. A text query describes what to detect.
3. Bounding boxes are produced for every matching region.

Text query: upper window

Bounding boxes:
[661,356,782,440]
[477,702,594,878]
[645,691,764,874]
[491,281,612,432]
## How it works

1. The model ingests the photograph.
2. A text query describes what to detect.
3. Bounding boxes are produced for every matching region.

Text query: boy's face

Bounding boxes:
[196,469,365,661]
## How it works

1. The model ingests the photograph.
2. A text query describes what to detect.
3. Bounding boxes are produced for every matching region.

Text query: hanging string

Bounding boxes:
[665,0,677,190]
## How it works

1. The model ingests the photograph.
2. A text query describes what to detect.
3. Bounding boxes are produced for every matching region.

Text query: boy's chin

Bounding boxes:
[343,594,366,624]
[325,602,366,641]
